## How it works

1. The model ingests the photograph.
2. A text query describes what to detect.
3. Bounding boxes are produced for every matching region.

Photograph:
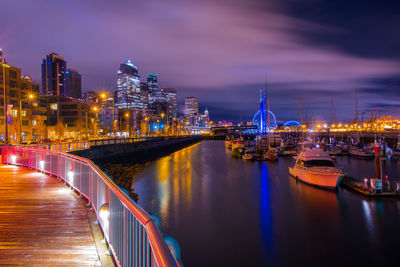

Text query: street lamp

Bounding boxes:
[86,106,99,139]
[19,91,37,143]
[99,91,115,137]
[125,112,130,137]
[1,62,9,145]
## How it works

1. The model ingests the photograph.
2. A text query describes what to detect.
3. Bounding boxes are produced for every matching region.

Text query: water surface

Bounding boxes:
[134,141,400,267]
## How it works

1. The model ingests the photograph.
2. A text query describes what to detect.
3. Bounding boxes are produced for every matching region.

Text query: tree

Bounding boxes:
[8,117,21,143]
[33,120,47,141]
[73,119,83,139]
[55,120,66,140]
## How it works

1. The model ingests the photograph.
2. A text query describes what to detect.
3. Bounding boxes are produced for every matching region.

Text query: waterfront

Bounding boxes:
[134,140,400,267]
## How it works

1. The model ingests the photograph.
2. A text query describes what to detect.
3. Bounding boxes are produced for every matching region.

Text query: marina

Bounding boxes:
[133,141,400,267]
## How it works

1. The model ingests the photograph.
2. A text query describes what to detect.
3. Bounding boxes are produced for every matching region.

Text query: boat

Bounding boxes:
[349,147,374,159]
[276,141,297,157]
[243,146,256,160]
[392,138,400,157]
[289,149,344,189]
[232,147,244,158]
[264,148,278,161]
[392,148,400,157]
[225,139,233,149]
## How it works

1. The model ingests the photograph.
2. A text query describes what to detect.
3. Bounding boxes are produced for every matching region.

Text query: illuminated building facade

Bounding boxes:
[140,82,149,108]
[66,68,82,99]
[41,53,67,96]
[161,87,177,119]
[184,96,199,115]
[83,91,98,105]
[0,53,46,141]
[147,73,158,104]
[116,60,144,110]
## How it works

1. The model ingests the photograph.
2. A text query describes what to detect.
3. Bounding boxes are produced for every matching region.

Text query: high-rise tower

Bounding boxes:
[116,60,144,109]
[41,53,67,96]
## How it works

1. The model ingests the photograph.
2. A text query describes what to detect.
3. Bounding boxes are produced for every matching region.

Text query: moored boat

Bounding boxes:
[289,149,344,189]
[243,146,256,160]
[225,139,233,149]
[349,147,374,159]
[264,148,278,161]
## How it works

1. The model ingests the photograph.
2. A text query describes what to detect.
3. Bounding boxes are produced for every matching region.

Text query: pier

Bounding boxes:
[0,146,181,267]
[0,165,102,266]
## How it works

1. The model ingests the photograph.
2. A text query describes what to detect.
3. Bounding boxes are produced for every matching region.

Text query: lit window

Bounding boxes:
[22,110,27,117]
[11,109,18,117]
[32,120,37,126]
[50,103,57,110]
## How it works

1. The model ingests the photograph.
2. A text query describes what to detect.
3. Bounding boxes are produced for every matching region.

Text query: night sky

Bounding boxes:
[1,0,399,123]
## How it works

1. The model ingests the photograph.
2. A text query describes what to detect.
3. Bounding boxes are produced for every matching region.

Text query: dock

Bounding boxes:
[0,164,103,266]
[342,176,400,197]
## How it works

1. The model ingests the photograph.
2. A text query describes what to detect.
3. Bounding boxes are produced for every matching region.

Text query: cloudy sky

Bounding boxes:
[1,0,399,122]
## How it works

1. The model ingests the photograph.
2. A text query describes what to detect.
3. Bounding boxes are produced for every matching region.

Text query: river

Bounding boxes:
[133,141,400,267]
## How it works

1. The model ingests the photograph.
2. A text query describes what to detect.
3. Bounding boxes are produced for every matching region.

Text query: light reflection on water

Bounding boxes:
[133,141,400,267]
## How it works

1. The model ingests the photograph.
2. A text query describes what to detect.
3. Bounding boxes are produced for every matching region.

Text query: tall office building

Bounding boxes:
[83,91,98,105]
[66,69,82,99]
[116,60,144,110]
[161,87,177,118]
[140,82,149,108]
[41,53,67,96]
[184,96,199,115]
[147,73,158,103]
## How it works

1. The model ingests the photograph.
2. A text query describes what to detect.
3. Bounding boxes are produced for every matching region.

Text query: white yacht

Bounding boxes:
[289,149,344,189]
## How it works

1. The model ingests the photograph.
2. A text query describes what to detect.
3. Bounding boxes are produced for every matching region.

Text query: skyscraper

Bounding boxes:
[116,60,144,110]
[147,73,158,104]
[184,96,199,115]
[140,82,149,108]
[66,68,82,99]
[41,53,67,96]
[161,87,177,118]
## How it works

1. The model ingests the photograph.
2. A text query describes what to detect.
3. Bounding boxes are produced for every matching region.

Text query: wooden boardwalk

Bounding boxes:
[0,164,102,266]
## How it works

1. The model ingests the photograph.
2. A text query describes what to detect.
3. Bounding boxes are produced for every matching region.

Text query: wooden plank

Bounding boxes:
[0,165,102,266]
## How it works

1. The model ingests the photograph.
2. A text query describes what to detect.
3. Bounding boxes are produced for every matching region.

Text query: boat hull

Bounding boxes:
[225,141,232,149]
[289,165,343,189]
[232,148,242,158]
[349,153,374,159]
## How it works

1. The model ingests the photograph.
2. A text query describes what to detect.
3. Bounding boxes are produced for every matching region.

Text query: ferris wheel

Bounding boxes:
[253,109,277,133]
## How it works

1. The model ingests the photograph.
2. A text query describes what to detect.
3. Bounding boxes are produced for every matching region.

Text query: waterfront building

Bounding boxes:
[161,87,177,119]
[198,108,210,127]
[99,94,117,136]
[83,91,98,105]
[44,95,99,139]
[41,53,67,96]
[116,60,144,110]
[218,120,233,127]
[140,82,149,108]
[0,53,47,142]
[147,73,158,104]
[66,68,82,99]
[184,96,199,115]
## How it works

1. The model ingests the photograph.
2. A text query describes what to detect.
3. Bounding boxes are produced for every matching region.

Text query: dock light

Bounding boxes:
[99,203,109,221]
[11,155,16,164]
[67,169,74,184]
[99,203,110,238]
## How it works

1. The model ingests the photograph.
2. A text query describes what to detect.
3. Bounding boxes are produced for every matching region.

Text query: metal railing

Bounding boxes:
[1,146,181,267]
[20,136,191,152]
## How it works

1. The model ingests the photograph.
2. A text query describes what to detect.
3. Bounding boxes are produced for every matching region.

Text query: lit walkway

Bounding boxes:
[0,164,102,266]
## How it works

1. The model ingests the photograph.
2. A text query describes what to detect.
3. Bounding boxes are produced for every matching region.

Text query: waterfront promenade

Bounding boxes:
[0,164,102,266]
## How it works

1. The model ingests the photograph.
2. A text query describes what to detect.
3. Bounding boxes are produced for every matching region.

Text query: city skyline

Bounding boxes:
[1,0,399,122]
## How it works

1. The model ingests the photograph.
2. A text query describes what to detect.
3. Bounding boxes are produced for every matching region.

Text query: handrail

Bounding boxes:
[1,146,180,267]
[18,136,194,152]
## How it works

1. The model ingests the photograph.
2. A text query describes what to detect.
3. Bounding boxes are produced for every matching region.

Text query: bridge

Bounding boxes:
[0,146,182,267]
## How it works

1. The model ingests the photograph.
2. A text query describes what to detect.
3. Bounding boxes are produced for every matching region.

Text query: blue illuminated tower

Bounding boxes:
[259,89,267,134]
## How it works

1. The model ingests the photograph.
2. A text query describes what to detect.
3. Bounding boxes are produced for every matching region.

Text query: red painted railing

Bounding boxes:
[1,146,181,267]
